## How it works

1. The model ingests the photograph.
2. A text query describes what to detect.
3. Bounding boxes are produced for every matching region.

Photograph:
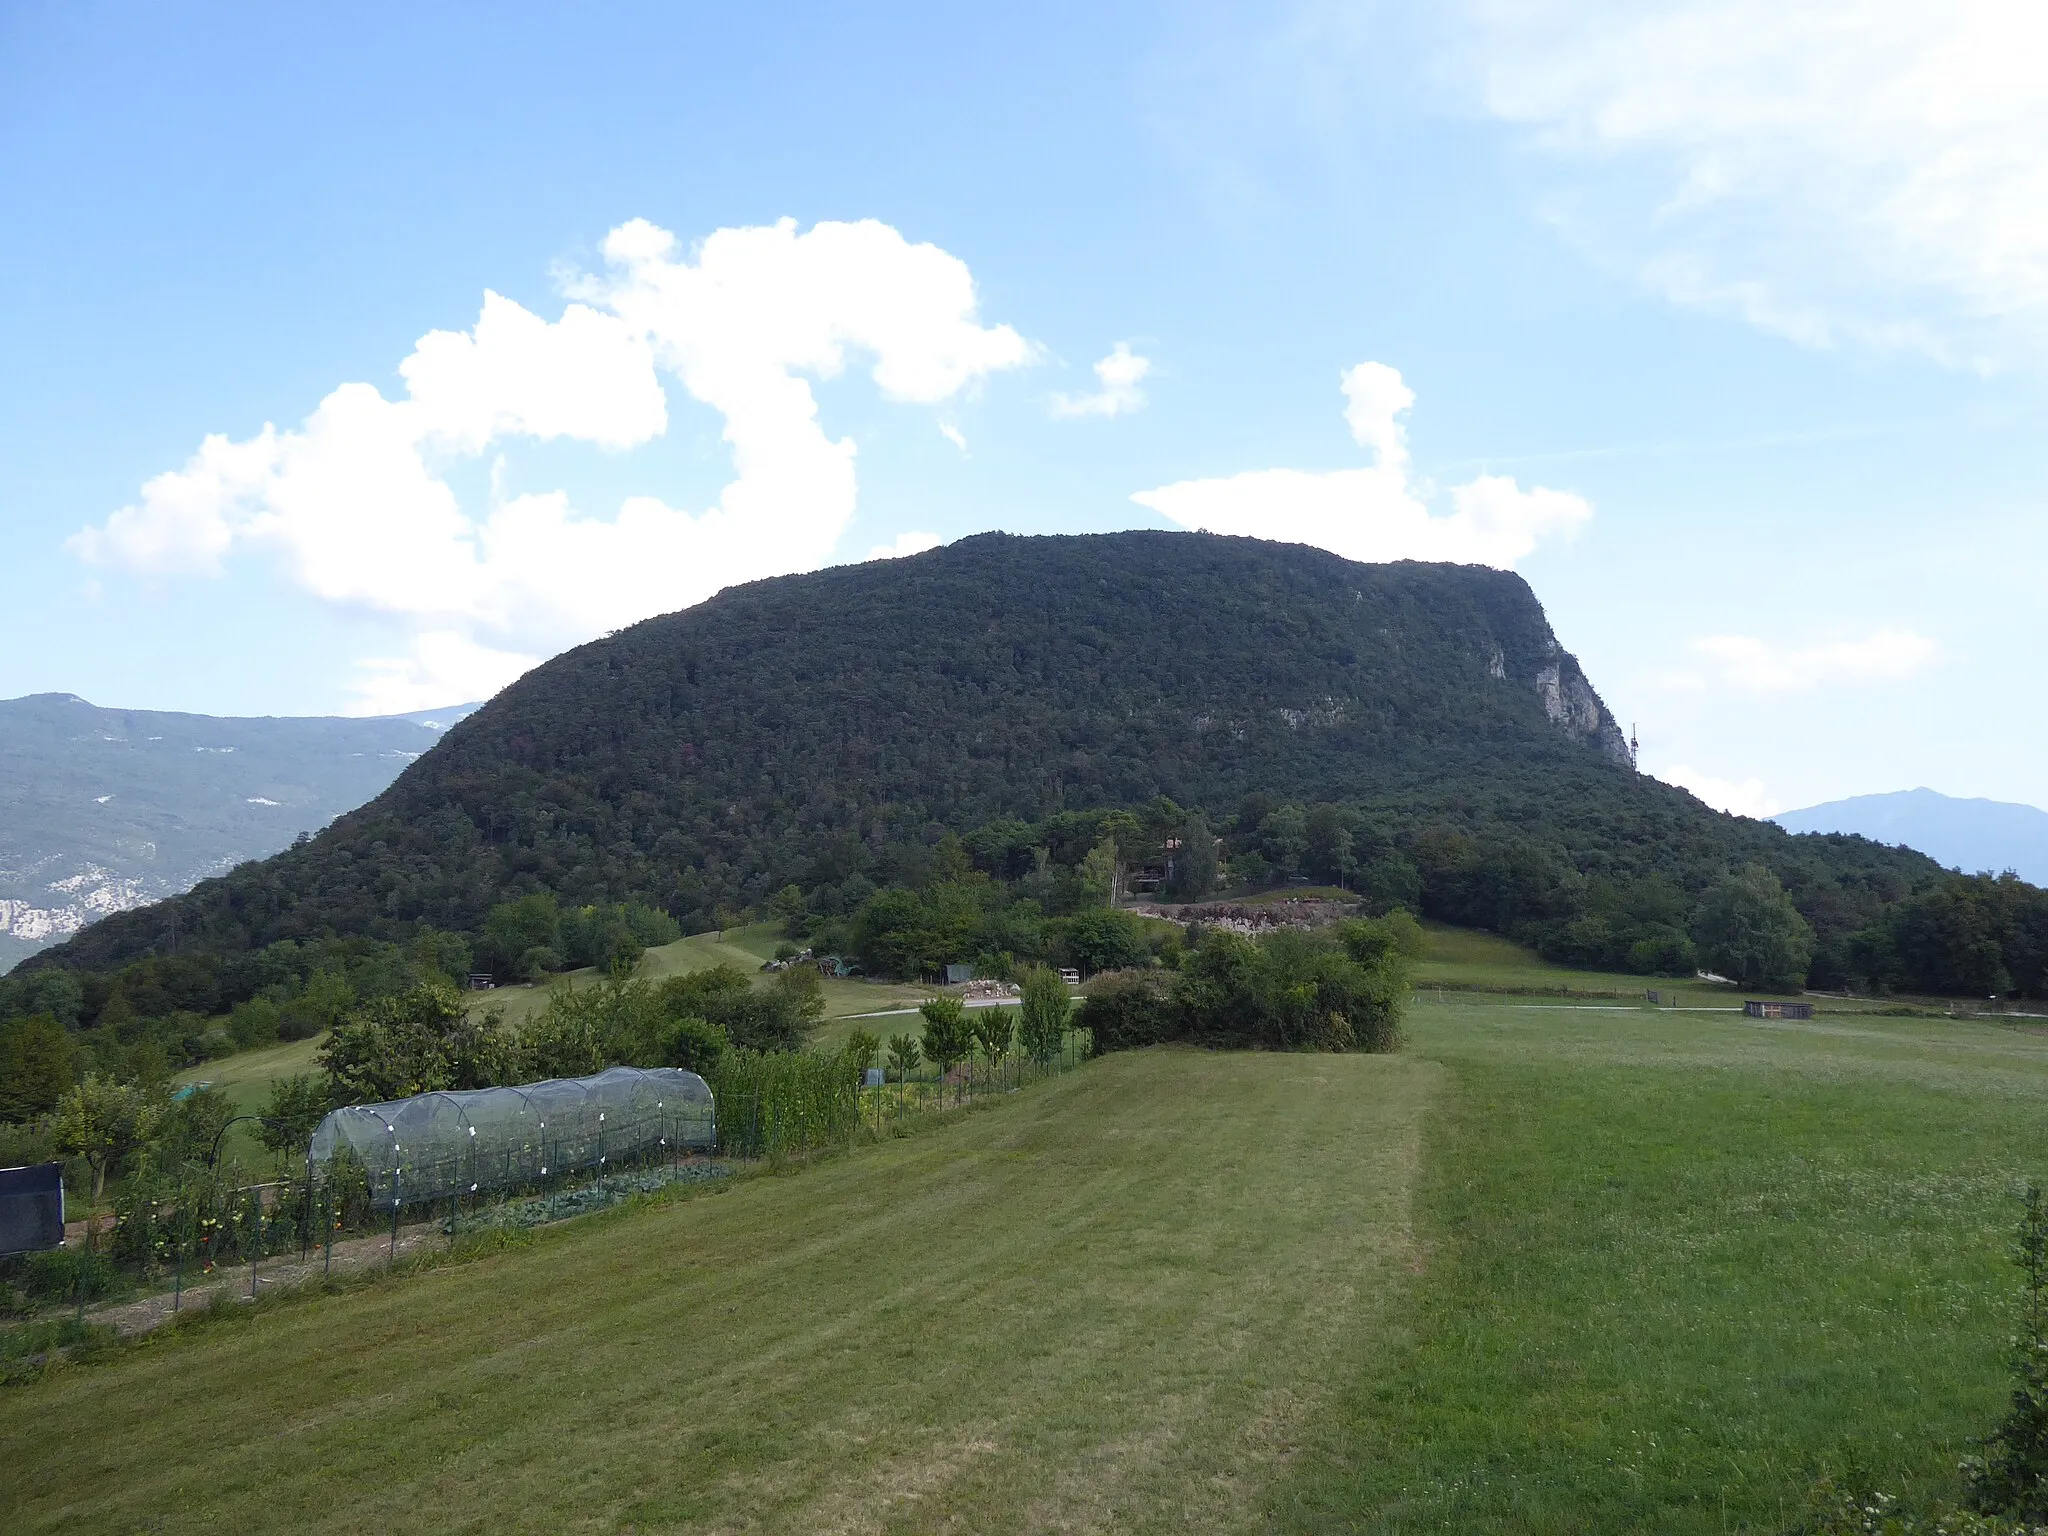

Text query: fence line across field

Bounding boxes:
[47,1032,1087,1323]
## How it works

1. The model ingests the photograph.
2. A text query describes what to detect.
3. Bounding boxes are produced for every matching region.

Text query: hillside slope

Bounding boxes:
[0,694,476,968]
[20,532,1935,975]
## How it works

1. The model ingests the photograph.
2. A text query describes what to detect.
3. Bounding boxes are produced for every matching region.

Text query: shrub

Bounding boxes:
[22,1246,120,1305]
[1077,970,1177,1055]
[1966,1187,2048,1521]
[1082,919,1411,1057]
[226,996,281,1050]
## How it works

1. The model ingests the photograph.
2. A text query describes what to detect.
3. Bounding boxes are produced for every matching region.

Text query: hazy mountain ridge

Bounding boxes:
[1776,788,2048,887]
[0,693,479,966]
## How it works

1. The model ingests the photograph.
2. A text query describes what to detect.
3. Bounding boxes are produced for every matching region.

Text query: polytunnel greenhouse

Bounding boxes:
[307,1066,715,1211]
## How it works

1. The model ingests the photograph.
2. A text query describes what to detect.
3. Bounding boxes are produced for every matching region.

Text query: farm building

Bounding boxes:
[1743,1000,1814,1020]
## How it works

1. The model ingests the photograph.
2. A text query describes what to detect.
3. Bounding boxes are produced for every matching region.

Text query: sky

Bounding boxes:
[3,1,2045,820]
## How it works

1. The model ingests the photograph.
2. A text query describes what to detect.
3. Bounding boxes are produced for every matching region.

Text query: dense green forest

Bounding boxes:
[5,531,2044,1094]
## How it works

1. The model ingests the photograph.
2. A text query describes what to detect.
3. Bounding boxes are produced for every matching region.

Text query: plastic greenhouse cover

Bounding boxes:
[308,1066,714,1206]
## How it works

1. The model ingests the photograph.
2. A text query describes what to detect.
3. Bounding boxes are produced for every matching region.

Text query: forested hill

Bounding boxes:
[22,531,1938,981]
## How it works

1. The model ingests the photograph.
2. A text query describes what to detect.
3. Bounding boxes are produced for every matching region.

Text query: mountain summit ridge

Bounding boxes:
[16,531,1922,977]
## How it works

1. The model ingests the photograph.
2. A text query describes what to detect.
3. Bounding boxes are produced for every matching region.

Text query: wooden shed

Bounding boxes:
[1743,1000,1813,1020]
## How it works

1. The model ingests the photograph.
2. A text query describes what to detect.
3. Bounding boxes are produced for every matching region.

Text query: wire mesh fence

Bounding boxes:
[19,1031,1089,1323]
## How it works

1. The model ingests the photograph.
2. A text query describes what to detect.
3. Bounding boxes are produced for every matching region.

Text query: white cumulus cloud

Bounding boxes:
[1051,342,1152,418]
[1655,763,1782,819]
[1462,0,2048,359]
[865,531,944,561]
[1132,361,1591,567]
[71,218,1034,712]
[1686,628,1938,693]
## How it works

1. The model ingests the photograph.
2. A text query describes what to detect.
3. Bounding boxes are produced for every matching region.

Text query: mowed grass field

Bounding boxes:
[13,998,2048,1530]
[0,1050,1437,1534]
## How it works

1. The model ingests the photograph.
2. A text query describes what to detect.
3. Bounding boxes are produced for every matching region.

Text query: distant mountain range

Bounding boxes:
[1775,788,2048,886]
[0,694,479,968]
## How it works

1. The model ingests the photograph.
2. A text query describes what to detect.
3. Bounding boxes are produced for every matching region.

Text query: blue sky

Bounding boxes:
[3,1,2045,819]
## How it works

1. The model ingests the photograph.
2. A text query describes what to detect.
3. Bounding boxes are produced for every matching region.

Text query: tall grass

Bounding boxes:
[710,1048,859,1161]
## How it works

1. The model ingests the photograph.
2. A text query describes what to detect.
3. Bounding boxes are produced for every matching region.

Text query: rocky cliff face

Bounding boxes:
[1529,652,1633,767]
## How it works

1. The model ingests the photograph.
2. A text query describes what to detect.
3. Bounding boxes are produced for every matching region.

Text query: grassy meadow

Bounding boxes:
[476,921,935,1036]
[16,937,2048,1530]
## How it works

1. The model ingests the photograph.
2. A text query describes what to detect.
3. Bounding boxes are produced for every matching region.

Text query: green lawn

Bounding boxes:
[0,1050,1434,1533]
[169,1034,327,1172]
[1410,918,1728,998]
[1273,1002,2046,1531]
[16,984,2048,1530]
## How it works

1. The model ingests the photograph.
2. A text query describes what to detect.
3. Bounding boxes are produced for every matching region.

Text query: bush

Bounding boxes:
[22,1246,120,1305]
[226,996,281,1050]
[1082,919,1411,1056]
[1628,926,1698,977]
[1966,1188,2048,1521]
[1077,970,1177,1054]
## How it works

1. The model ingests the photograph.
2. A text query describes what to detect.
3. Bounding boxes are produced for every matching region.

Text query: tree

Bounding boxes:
[1691,865,1815,990]
[1258,805,1309,881]
[1016,966,1070,1064]
[840,1029,881,1093]
[152,1084,234,1170]
[479,892,563,983]
[0,1013,73,1123]
[53,1074,163,1200]
[1164,813,1218,903]
[1077,838,1120,908]
[886,1032,922,1082]
[258,1074,335,1160]
[974,1007,1013,1069]
[319,981,509,1102]
[768,884,808,928]
[917,995,973,1075]
[279,968,356,1042]
[1056,908,1149,975]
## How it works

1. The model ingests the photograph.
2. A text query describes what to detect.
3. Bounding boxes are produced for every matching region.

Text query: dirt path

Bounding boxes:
[88,1219,450,1337]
